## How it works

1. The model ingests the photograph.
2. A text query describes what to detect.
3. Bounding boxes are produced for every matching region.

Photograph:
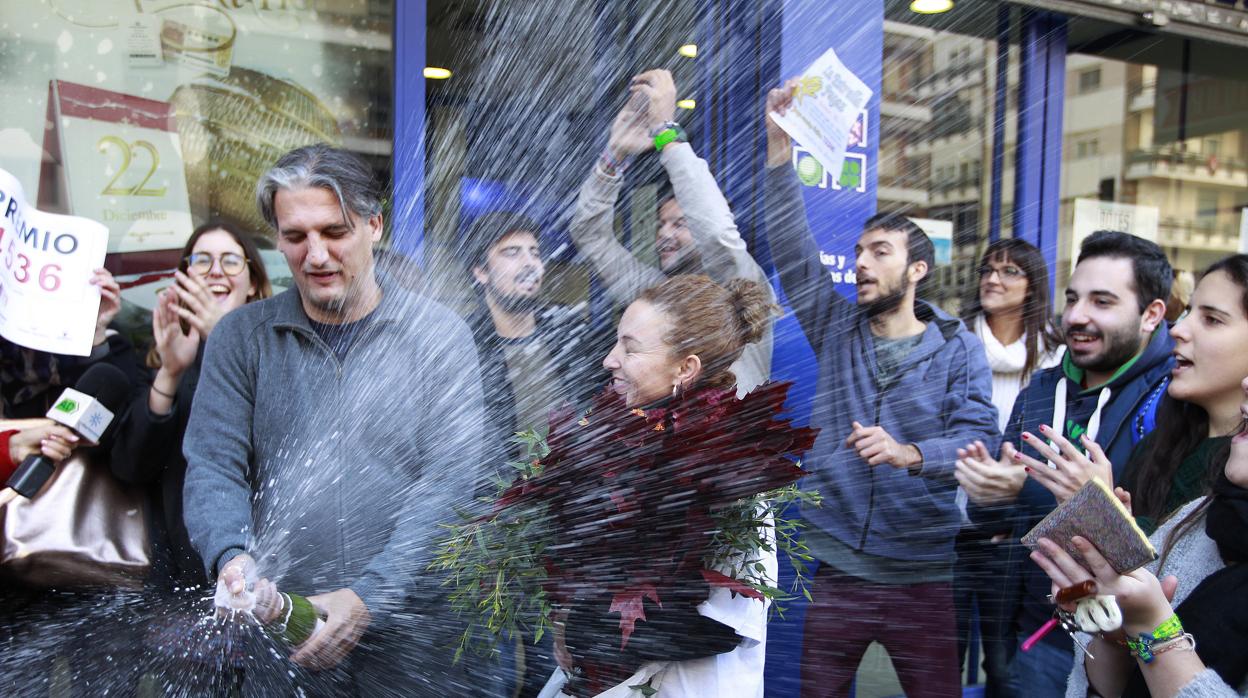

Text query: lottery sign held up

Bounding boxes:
[0,167,109,357]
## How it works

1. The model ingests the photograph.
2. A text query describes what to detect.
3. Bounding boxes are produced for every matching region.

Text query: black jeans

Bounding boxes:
[953,527,1017,698]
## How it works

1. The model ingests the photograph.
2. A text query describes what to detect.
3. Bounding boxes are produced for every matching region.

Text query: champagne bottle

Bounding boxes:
[268,592,325,648]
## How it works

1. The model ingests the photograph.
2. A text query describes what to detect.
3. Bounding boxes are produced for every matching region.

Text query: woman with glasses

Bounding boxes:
[954,238,1063,697]
[112,221,271,592]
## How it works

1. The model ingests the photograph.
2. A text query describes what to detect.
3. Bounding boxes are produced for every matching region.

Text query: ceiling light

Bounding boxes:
[677,99,696,110]
[678,44,698,58]
[910,0,954,13]
[423,66,452,79]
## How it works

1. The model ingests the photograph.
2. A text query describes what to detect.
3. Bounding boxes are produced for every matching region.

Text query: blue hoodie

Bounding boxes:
[764,167,1000,564]
[970,324,1174,652]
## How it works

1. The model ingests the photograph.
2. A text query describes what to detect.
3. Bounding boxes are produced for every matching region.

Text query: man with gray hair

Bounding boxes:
[183,143,489,693]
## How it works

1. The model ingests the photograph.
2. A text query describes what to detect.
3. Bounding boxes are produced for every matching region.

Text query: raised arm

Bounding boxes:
[567,87,665,304]
[761,81,852,354]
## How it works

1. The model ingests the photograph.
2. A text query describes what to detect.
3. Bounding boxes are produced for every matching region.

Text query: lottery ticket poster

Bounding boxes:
[0,167,109,356]
[768,47,873,188]
[39,80,194,254]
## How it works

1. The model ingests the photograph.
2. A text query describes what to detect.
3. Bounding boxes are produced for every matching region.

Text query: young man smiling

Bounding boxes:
[764,83,999,697]
[461,211,608,464]
[958,230,1174,697]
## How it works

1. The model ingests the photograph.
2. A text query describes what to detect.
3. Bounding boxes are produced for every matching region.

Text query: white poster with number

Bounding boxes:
[44,80,193,254]
[0,167,109,356]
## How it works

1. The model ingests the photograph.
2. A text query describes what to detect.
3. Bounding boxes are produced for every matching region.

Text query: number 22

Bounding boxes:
[97,136,168,197]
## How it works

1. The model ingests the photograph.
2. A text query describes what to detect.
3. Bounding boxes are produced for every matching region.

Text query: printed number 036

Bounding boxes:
[0,230,62,292]
[97,136,168,197]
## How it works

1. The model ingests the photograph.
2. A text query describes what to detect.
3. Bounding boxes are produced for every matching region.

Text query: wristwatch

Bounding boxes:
[651,121,687,152]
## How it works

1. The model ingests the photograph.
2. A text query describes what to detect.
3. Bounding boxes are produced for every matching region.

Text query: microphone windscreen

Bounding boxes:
[73,363,132,415]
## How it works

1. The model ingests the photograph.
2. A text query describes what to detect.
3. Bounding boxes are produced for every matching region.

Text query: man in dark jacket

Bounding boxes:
[460,211,610,696]
[958,230,1173,697]
[764,83,1000,697]
[462,211,609,471]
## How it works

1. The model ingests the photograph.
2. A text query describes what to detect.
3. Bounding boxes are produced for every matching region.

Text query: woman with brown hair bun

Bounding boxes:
[451,274,818,698]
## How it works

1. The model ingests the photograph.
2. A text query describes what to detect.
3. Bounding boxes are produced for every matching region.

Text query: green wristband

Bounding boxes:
[652,122,687,152]
[1126,613,1183,664]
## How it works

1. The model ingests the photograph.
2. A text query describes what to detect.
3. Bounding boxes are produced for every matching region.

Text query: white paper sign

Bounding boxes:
[1072,199,1159,262]
[769,48,873,184]
[1240,208,1248,255]
[0,168,109,356]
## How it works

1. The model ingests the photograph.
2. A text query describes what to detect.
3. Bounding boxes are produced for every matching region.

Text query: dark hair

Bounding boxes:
[146,220,273,368]
[637,275,777,391]
[463,211,540,271]
[1126,253,1248,525]
[255,143,383,232]
[1076,230,1173,314]
[862,211,935,287]
[961,238,1061,380]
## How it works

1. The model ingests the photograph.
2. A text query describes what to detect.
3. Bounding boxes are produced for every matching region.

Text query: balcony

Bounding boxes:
[1156,217,1242,252]
[1127,81,1156,112]
[930,175,982,203]
[908,59,986,100]
[1125,147,1248,187]
[879,174,931,206]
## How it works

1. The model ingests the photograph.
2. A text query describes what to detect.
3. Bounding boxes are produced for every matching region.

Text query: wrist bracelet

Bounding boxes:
[599,147,632,175]
[151,384,177,400]
[652,121,687,152]
[1126,613,1184,664]
[1149,632,1196,658]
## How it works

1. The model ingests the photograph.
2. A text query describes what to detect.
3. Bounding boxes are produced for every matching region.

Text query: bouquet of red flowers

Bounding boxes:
[432,381,820,693]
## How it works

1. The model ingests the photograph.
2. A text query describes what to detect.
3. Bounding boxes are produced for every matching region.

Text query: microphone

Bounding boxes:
[4,363,132,499]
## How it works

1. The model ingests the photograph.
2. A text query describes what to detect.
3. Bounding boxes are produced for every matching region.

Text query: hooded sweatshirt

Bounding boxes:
[970,324,1174,652]
[764,166,1000,568]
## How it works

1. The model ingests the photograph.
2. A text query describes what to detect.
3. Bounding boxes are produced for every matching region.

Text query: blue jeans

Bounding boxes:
[1007,636,1075,698]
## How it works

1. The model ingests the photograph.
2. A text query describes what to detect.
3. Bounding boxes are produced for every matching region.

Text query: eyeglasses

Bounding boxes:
[979,264,1025,281]
[184,252,248,277]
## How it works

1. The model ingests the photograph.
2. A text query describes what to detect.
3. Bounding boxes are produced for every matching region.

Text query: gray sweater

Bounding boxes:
[182,274,488,687]
[1066,497,1246,697]
[569,142,774,396]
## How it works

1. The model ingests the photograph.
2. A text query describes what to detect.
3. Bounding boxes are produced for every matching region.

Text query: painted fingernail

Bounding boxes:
[1022,433,1032,441]
[1024,467,1031,473]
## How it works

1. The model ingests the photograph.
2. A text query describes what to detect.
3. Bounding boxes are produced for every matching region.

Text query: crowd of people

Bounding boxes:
[0,69,1244,698]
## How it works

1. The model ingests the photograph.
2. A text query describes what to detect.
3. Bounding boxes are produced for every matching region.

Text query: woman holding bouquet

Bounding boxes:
[482,274,818,697]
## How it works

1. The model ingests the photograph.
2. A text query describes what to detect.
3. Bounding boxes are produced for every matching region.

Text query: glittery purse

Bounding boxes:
[1022,476,1156,574]
[0,419,150,588]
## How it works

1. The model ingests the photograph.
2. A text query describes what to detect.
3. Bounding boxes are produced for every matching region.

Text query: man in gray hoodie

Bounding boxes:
[183,144,489,695]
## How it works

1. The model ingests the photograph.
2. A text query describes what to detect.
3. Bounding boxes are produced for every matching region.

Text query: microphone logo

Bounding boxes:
[54,398,80,415]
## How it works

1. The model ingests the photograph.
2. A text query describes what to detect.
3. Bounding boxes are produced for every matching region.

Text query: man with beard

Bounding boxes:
[463,211,609,465]
[460,211,609,697]
[957,230,1173,697]
[570,68,772,395]
[763,83,999,696]
[183,144,489,695]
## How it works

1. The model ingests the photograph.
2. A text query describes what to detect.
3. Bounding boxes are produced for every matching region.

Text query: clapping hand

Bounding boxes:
[956,440,1027,506]
[1017,425,1114,504]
